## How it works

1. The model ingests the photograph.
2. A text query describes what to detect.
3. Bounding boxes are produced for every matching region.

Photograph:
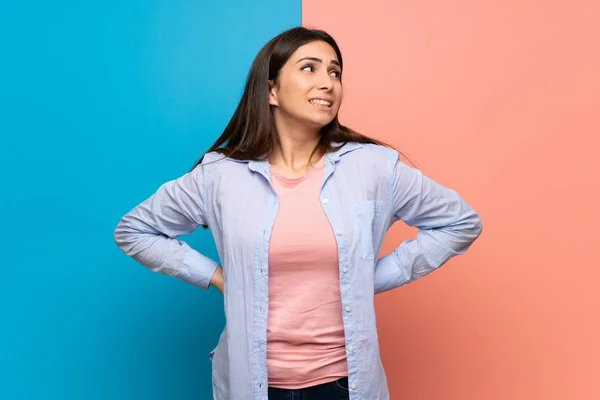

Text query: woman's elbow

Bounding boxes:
[469,212,483,242]
[113,217,136,255]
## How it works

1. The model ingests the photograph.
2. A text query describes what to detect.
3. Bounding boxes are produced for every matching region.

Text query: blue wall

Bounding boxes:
[1,1,299,399]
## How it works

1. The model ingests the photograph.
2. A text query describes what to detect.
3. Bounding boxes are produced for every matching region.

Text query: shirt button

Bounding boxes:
[322,198,329,204]
[351,384,357,390]
[342,267,348,273]
[336,229,343,235]
[348,345,354,352]
[345,306,351,312]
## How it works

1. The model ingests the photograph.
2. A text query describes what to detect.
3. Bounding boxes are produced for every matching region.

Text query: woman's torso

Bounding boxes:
[204,142,395,400]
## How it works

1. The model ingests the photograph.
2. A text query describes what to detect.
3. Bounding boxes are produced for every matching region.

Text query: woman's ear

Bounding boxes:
[268,80,279,107]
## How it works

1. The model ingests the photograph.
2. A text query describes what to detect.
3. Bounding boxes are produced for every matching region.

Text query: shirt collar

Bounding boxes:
[246,141,362,173]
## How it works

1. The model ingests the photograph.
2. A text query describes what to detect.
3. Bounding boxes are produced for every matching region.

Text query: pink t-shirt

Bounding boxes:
[267,156,348,389]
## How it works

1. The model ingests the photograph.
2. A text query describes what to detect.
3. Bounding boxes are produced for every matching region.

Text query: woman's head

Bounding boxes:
[194,26,388,167]
[268,39,343,135]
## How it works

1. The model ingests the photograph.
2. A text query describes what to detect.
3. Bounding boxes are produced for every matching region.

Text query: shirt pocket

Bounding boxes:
[349,200,384,261]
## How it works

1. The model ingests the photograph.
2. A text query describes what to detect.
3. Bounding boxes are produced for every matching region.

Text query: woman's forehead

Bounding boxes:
[291,41,339,64]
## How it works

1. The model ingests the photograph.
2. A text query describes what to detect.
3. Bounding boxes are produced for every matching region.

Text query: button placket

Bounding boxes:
[319,185,358,395]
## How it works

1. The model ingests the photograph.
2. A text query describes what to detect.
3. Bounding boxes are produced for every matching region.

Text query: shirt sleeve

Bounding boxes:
[374,155,483,294]
[113,165,219,290]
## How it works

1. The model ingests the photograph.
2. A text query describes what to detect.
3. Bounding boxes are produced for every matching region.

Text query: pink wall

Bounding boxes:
[303,1,600,399]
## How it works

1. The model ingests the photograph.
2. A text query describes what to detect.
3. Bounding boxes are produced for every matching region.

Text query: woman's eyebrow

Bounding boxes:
[296,57,341,67]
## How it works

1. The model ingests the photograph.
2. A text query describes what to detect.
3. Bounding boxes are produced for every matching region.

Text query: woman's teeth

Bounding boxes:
[310,99,332,107]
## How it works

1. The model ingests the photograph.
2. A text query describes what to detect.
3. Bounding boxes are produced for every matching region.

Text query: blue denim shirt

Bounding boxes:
[114,142,482,400]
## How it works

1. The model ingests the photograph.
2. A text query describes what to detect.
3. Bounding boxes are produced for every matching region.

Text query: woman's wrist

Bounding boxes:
[210,266,224,294]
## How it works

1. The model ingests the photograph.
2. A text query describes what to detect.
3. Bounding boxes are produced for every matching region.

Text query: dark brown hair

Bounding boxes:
[191,26,406,170]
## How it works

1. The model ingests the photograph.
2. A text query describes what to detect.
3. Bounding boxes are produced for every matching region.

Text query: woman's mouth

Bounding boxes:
[309,99,332,108]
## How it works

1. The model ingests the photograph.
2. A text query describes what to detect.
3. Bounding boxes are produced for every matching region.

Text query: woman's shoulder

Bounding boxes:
[196,150,258,184]
[197,151,248,169]
[331,142,399,186]
[200,151,229,165]
[342,142,399,166]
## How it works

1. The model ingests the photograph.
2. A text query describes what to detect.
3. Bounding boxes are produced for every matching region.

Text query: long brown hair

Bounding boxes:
[191,26,407,170]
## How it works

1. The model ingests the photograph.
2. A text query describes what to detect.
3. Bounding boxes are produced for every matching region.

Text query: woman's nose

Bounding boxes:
[318,74,334,91]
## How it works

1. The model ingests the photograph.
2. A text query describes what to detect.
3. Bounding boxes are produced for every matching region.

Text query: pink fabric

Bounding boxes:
[267,157,348,389]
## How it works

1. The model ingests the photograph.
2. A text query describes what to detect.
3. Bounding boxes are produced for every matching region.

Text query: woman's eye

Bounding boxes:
[301,64,341,78]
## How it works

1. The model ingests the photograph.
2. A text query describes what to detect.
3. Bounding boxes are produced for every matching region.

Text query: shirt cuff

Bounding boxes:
[374,252,410,294]
[176,249,219,290]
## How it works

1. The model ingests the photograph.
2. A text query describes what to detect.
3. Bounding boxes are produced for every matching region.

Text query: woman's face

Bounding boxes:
[269,40,343,130]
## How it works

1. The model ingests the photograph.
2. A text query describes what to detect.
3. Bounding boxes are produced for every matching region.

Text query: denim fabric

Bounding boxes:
[268,377,350,400]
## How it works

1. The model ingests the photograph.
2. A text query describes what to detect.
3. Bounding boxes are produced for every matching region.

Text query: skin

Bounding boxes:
[268,40,343,177]
[210,40,343,294]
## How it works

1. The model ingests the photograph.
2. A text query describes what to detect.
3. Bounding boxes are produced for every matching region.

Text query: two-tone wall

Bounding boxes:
[1,1,598,399]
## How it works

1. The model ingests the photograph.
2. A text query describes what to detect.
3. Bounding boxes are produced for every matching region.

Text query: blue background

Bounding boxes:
[1,1,299,399]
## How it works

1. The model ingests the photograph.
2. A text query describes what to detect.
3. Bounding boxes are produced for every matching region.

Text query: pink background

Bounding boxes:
[303,1,600,399]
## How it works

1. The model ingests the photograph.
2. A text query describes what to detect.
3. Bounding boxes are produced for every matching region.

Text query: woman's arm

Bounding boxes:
[113,165,220,290]
[374,156,483,294]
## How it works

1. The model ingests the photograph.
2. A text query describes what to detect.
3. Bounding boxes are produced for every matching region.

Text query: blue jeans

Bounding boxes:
[268,377,350,400]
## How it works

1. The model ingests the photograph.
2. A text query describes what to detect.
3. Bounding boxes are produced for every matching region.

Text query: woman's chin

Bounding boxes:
[306,115,336,129]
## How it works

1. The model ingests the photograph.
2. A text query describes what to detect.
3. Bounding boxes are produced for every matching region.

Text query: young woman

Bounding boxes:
[114,26,482,400]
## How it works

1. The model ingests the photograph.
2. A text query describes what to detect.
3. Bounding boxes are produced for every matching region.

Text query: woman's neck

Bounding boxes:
[269,113,323,171]
[269,133,323,177]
